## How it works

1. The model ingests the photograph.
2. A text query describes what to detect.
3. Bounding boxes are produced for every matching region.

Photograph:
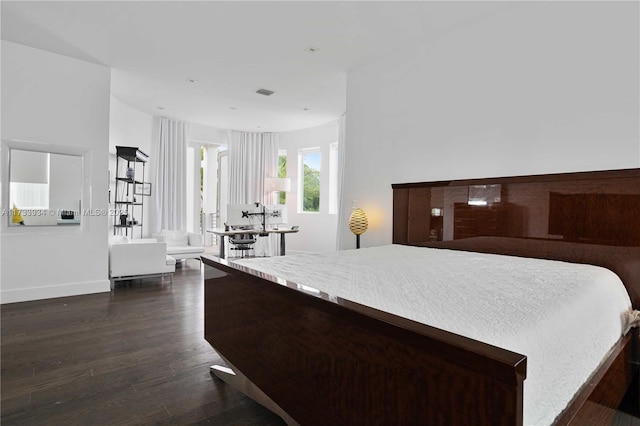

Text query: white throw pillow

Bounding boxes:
[163,229,189,247]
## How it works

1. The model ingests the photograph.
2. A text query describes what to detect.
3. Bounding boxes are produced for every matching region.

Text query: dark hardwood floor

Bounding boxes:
[1,261,287,425]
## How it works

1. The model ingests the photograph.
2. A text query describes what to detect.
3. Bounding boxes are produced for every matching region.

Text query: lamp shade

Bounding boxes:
[265,177,291,192]
[348,208,368,235]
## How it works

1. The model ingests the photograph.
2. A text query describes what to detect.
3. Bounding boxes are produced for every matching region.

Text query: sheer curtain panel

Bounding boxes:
[151,117,187,234]
[228,131,278,204]
[227,131,279,255]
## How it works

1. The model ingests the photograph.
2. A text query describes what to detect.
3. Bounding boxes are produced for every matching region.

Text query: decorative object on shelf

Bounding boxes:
[134,182,152,196]
[126,167,135,179]
[348,206,368,249]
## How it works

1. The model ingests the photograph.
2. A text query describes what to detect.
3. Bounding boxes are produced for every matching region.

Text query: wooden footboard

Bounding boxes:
[557,330,638,425]
[203,256,527,425]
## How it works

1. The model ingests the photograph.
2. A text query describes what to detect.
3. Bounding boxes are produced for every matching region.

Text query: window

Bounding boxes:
[299,148,320,212]
[278,151,287,204]
[187,143,211,234]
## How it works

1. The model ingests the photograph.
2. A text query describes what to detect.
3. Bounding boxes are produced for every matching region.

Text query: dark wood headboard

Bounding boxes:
[392,168,640,307]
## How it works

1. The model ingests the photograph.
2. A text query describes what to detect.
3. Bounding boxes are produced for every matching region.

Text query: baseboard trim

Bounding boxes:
[1,279,110,304]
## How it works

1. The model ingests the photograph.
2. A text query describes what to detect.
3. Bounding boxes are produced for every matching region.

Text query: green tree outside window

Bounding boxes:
[278,155,287,204]
[302,151,320,212]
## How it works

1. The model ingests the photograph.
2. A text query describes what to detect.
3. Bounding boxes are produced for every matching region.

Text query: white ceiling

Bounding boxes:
[1,1,509,132]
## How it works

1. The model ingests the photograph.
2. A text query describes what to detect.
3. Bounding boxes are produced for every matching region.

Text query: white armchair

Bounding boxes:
[109,236,176,289]
[153,230,205,265]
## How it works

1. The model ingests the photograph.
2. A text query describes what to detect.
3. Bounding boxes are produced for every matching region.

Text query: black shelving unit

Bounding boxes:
[113,146,149,237]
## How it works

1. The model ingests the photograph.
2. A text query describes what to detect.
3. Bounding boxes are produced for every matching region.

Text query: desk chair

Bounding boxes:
[228,227,257,258]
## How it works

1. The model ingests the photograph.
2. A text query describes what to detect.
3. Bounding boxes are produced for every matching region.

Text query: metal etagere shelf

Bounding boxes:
[113,146,149,237]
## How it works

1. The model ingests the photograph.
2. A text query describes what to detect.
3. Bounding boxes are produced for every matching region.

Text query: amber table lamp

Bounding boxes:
[348,207,368,249]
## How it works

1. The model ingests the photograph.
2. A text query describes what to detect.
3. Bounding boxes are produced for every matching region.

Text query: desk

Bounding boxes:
[207,228,299,259]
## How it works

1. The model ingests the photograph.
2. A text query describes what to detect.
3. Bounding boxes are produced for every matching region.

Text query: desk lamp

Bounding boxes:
[348,207,368,249]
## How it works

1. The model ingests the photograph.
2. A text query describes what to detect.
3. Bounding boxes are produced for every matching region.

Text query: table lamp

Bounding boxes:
[265,177,291,193]
[348,207,368,249]
[265,177,291,204]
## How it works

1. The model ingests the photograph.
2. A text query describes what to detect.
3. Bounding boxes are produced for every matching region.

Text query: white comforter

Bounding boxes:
[233,244,632,426]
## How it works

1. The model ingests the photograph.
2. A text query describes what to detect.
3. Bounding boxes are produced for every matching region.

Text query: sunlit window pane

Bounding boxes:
[300,149,320,213]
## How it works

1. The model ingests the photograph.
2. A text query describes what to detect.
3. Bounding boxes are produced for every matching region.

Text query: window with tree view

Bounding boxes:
[278,152,287,204]
[300,149,320,212]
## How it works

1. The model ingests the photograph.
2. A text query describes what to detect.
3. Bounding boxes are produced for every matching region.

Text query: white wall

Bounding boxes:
[279,120,339,253]
[189,123,226,145]
[10,150,49,184]
[109,97,154,237]
[49,154,82,212]
[340,1,640,249]
[1,41,111,303]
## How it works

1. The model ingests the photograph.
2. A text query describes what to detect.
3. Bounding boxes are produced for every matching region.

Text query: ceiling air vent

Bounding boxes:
[256,88,275,96]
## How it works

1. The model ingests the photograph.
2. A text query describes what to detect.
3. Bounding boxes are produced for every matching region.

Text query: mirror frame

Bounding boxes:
[1,139,92,233]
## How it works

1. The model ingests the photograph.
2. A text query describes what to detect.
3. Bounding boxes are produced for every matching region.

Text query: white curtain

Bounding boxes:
[335,114,347,250]
[151,117,188,234]
[227,130,279,255]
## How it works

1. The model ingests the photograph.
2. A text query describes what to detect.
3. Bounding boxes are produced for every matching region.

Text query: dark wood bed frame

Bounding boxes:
[203,168,640,425]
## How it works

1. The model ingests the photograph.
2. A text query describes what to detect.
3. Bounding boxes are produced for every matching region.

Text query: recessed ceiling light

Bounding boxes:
[304,47,319,53]
[229,107,238,110]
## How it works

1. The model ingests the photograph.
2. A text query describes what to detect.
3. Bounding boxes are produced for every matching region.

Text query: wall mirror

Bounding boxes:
[8,148,83,227]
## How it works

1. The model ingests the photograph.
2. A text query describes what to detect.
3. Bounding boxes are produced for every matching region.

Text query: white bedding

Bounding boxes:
[233,244,632,426]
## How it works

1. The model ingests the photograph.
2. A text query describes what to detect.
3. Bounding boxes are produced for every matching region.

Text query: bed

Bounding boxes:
[202,168,640,425]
